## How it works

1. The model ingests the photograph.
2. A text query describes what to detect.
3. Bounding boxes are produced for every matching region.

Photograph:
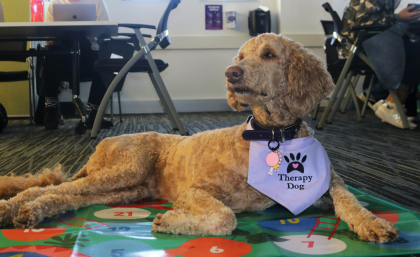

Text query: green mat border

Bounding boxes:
[348,185,420,220]
[341,185,420,257]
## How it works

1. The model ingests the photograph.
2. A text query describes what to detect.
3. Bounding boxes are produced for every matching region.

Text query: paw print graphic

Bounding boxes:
[284,152,307,173]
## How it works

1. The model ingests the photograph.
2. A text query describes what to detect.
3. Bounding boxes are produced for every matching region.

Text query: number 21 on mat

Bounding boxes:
[114,212,133,216]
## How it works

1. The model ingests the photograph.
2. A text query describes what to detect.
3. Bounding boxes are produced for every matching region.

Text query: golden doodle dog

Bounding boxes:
[0,33,397,243]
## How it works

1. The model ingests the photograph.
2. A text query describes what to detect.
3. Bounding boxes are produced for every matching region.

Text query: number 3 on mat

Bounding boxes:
[114,212,133,217]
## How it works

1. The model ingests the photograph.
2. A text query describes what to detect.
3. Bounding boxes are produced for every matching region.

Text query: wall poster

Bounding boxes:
[205,5,223,30]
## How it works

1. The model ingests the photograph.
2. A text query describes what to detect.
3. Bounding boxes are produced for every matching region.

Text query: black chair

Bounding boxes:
[90,0,188,138]
[315,2,411,129]
[35,40,134,125]
[313,20,376,121]
[0,41,36,124]
[96,40,135,122]
[35,44,93,125]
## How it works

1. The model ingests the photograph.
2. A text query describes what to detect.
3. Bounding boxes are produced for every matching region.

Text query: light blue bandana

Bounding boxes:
[246,121,331,215]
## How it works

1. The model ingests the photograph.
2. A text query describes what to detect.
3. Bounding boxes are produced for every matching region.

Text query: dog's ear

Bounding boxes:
[285,45,335,117]
[227,91,249,111]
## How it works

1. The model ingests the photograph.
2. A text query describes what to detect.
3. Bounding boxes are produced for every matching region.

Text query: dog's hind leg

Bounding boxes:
[0,165,68,200]
[152,188,236,236]
[0,166,151,227]
[1,133,163,227]
[329,167,398,243]
[12,186,149,228]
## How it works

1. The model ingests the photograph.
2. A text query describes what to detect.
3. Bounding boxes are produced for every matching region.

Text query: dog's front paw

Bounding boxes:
[0,200,12,227]
[13,204,41,229]
[355,217,398,243]
[151,213,170,233]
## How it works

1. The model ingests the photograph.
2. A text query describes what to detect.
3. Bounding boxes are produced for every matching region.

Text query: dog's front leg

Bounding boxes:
[152,188,236,236]
[329,167,398,243]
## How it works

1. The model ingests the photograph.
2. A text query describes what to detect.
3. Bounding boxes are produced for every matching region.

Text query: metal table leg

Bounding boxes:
[71,38,88,135]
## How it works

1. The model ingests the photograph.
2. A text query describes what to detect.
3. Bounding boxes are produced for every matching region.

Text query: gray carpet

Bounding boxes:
[1,110,419,216]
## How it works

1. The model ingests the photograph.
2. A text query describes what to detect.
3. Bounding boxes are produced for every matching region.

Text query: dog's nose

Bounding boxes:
[225,66,243,84]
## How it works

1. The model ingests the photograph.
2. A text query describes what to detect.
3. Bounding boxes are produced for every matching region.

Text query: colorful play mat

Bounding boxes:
[0,186,419,257]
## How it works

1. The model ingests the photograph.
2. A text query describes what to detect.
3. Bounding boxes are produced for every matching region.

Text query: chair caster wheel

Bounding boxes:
[315,125,323,130]
[75,121,87,135]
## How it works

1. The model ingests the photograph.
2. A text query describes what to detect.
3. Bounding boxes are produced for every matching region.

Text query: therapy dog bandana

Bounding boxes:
[246,120,331,215]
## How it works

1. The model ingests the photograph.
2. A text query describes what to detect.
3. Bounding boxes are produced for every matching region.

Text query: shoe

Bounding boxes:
[384,101,415,121]
[44,105,61,130]
[358,93,378,112]
[375,103,417,129]
[86,109,113,129]
[373,100,385,113]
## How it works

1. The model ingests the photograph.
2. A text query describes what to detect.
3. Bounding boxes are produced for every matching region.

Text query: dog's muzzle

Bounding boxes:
[225,66,243,84]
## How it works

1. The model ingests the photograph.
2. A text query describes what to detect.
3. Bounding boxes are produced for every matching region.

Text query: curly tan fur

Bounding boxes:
[0,34,398,243]
[0,165,67,200]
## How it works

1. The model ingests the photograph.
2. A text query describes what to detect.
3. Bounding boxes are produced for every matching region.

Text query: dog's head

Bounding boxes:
[225,33,334,127]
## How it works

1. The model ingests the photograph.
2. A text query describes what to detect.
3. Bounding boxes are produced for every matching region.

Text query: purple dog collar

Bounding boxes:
[242,116,302,142]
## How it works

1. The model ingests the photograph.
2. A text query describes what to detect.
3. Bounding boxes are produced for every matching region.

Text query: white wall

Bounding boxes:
[59,0,346,114]
[107,0,279,37]
[62,0,282,113]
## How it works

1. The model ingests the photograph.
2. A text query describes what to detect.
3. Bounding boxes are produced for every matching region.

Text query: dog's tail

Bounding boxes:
[0,165,69,200]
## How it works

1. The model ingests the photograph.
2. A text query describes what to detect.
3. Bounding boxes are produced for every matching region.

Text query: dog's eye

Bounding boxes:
[265,53,275,58]
[238,56,244,61]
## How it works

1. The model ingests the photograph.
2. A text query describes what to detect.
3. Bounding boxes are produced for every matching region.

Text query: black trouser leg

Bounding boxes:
[401,39,420,92]
[43,43,72,98]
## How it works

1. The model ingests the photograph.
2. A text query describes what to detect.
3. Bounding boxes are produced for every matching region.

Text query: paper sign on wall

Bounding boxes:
[205,5,223,30]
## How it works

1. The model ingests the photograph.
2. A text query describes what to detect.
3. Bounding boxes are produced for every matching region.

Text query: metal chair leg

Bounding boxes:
[340,88,351,114]
[91,45,148,139]
[348,82,362,122]
[361,74,375,117]
[389,90,410,128]
[110,94,114,122]
[146,69,187,135]
[312,102,320,120]
[118,92,123,122]
[317,48,357,129]
[340,74,361,114]
[148,72,178,131]
[327,71,355,123]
